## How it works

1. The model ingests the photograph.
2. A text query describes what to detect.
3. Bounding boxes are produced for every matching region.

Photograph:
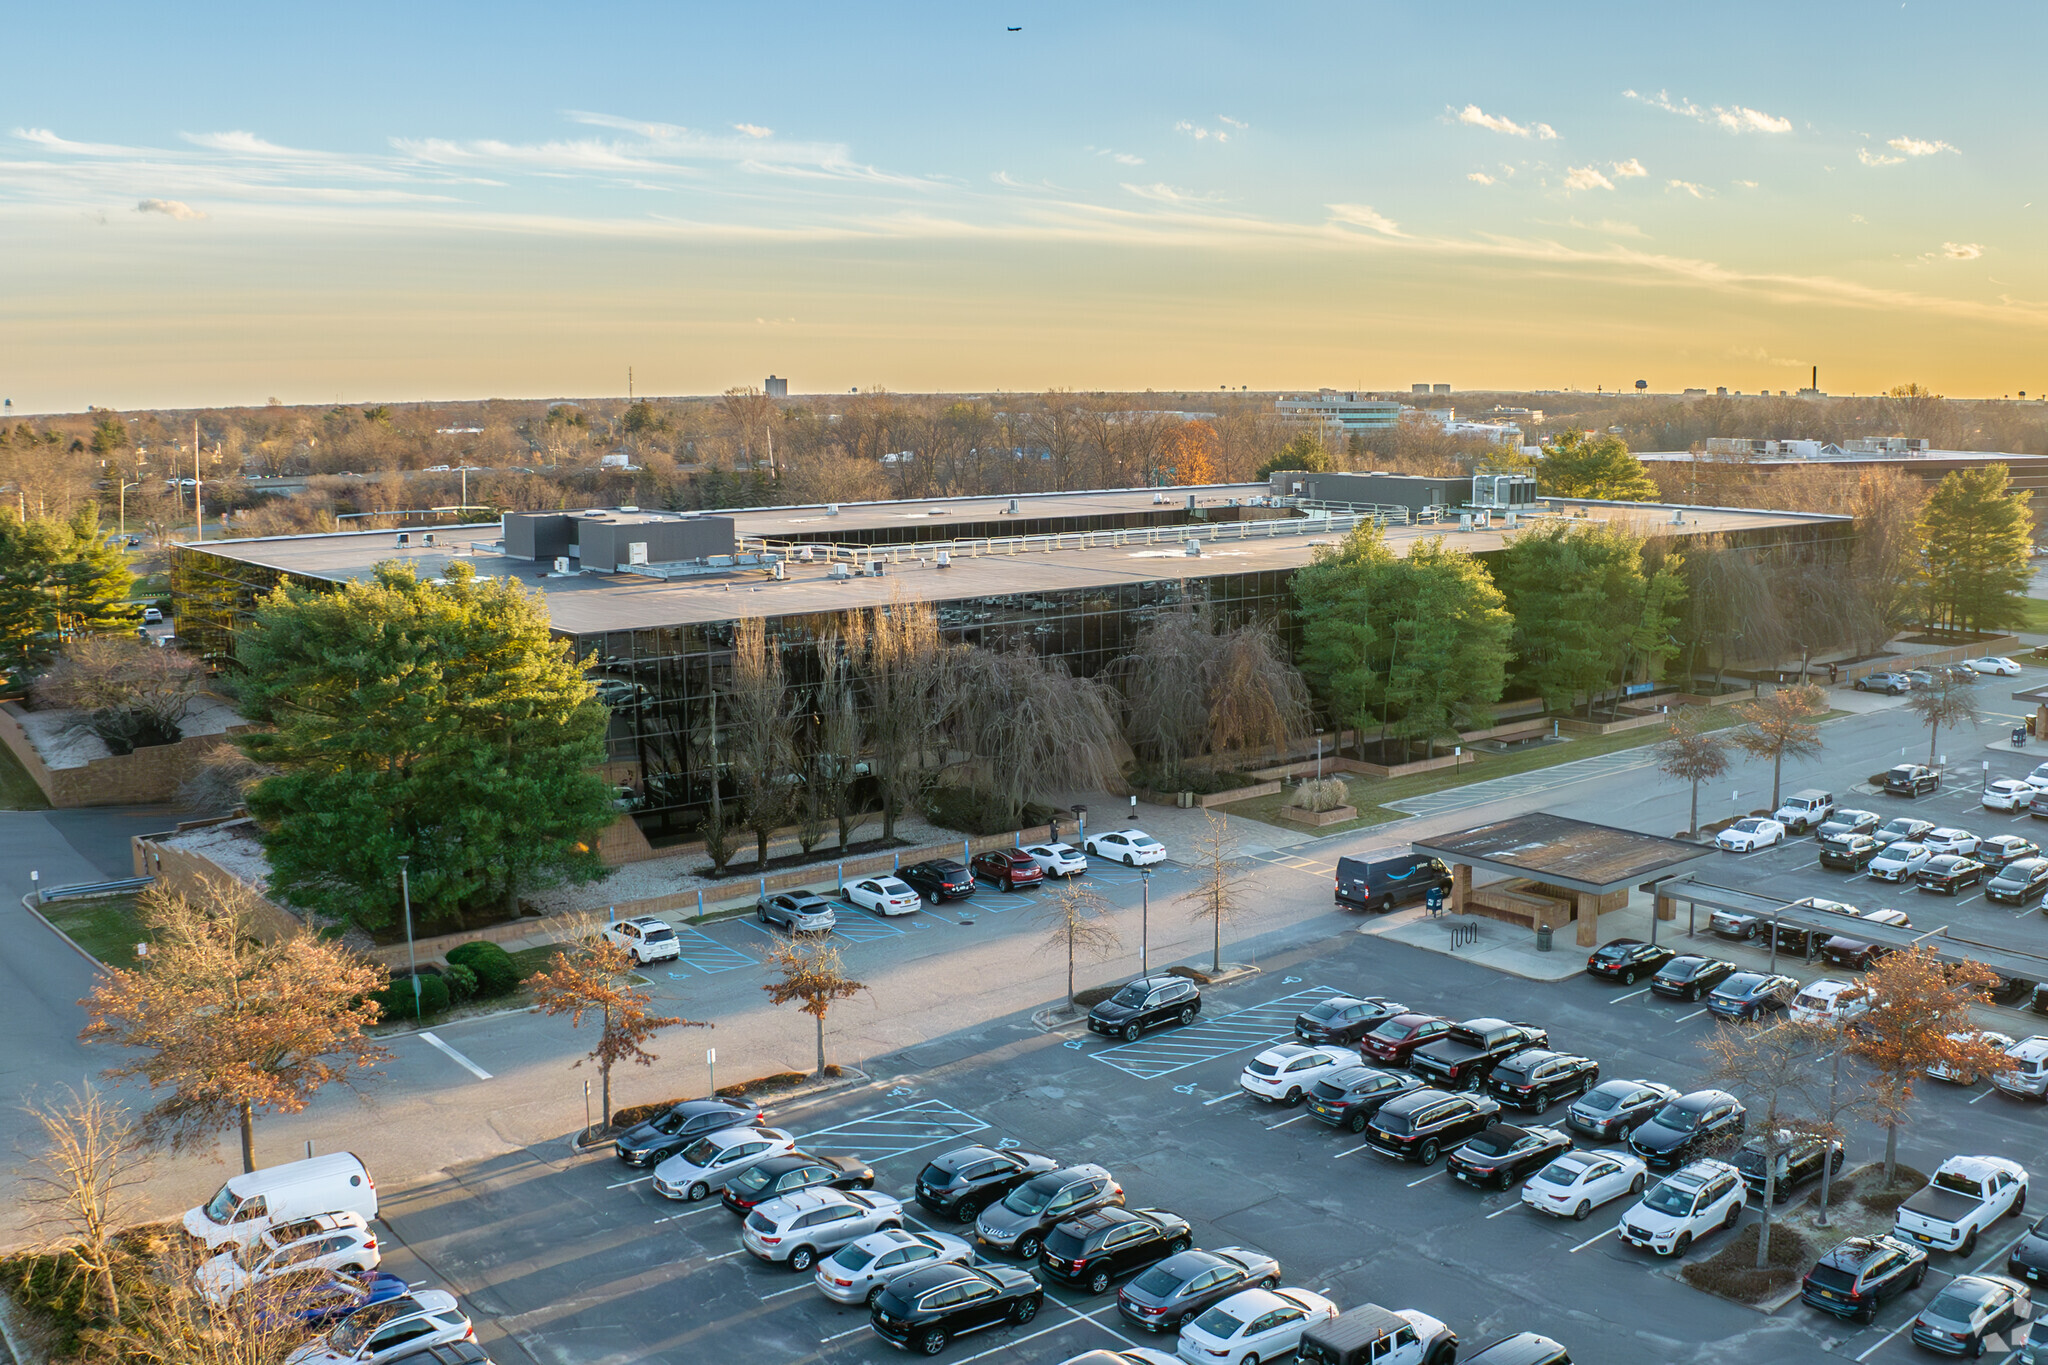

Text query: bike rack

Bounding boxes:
[1448,921,1480,950]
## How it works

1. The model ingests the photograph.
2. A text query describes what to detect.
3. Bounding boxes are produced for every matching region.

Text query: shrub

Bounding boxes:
[441,961,478,1004]
[1288,777,1350,812]
[922,788,1059,837]
[446,940,519,997]
[375,970,450,1022]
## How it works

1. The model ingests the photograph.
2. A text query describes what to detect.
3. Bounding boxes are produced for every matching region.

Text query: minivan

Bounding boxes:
[182,1152,377,1253]
[1334,855,1452,912]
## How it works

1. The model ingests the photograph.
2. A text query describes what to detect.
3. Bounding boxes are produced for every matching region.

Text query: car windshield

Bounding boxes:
[1374,1111,1414,1135]
[1732,820,1764,832]
[641,925,674,941]
[233,1238,276,1271]
[1649,1103,1701,1131]
[1305,1002,1343,1022]
[1131,1265,1185,1297]
[1004,1182,1055,1215]
[201,1184,240,1224]
[879,880,910,894]
[649,1110,689,1136]
[1720,975,1761,995]
[1576,1087,1623,1113]
[1134,838,1161,849]
[1110,984,1150,1008]
[1642,1183,1696,1216]
[1881,820,1916,834]
[328,1302,406,1353]
[678,1137,721,1166]
[1192,1305,1246,1338]
[1806,1265,1856,1291]
[830,1242,878,1271]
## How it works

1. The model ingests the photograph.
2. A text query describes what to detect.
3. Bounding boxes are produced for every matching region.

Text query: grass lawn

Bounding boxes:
[2014,596,2048,634]
[36,894,144,962]
[0,740,50,810]
[1222,708,1754,836]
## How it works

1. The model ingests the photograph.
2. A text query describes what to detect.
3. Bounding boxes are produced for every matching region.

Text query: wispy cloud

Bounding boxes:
[1454,104,1557,139]
[1857,147,1905,167]
[1326,203,1406,237]
[1733,179,1758,189]
[1611,158,1647,178]
[1174,120,1231,143]
[1888,135,1958,157]
[1467,171,1496,185]
[135,198,204,221]
[1217,116,1248,131]
[1936,242,1983,260]
[1625,89,1790,134]
[732,123,774,139]
[1121,182,1227,206]
[1086,145,1145,166]
[1666,179,1708,198]
[1563,165,1614,192]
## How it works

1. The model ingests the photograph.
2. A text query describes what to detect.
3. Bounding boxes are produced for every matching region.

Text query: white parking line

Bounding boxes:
[1485,1203,1522,1219]
[1266,1114,1310,1130]
[944,1303,1124,1365]
[1406,1171,1441,1188]
[1202,1094,1239,1107]
[417,1031,493,1080]
[705,1249,743,1261]
[1971,1088,1998,1104]
[759,1283,811,1301]
[652,1205,725,1224]
[1332,1142,1373,1158]
[1609,989,1651,1004]
[1856,1318,1915,1361]
[820,1325,870,1343]
[608,1175,653,1189]
[1675,1008,1710,1022]
[1569,1227,1616,1253]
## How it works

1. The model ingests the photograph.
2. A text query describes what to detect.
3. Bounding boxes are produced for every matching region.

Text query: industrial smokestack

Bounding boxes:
[1811,365,1818,391]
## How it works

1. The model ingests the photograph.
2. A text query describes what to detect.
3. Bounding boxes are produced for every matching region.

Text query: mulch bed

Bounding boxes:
[608,1067,847,1128]
[692,838,913,881]
[1680,1223,1811,1303]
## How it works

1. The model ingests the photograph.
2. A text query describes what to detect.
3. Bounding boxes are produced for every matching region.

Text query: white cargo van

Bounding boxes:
[182,1152,377,1252]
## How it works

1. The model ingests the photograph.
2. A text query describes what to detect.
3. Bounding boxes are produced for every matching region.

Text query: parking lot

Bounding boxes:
[375,924,2048,1365]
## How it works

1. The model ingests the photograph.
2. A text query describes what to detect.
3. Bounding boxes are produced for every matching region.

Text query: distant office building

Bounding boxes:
[1412,383,1430,395]
[1275,394,1400,433]
[765,375,788,397]
[1432,383,1451,396]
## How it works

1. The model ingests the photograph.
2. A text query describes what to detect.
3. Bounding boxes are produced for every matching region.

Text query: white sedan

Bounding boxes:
[286,1290,472,1365]
[844,877,922,916]
[651,1126,796,1201]
[1238,1044,1353,1105]
[1716,818,1785,852]
[1520,1150,1648,1221]
[1967,657,2023,676]
[1175,1287,1339,1365]
[1985,780,2035,813]
[1086,829,1167,866]
[1021,842,1089,877]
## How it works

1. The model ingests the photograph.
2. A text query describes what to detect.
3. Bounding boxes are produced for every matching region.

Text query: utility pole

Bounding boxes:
[193,418,203,542]
[628,366,634,402]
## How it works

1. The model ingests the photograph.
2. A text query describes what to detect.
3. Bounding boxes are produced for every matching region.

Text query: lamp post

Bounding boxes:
[1140,869,1152,975]
[1071,804,1088,849]
[398,855,421,1018]
[117,480,140,540]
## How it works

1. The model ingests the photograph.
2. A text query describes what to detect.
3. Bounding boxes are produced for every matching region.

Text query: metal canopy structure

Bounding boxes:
[1412,812,1711,896]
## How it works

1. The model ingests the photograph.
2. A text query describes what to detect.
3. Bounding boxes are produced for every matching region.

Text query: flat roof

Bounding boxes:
[720,484,1272,538]
[182,500,1843,636]
[1637,449,2048,465]
[1412,812,1710,895]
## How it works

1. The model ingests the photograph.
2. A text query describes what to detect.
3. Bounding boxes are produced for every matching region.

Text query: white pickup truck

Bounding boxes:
[1892,1155,2029,1254]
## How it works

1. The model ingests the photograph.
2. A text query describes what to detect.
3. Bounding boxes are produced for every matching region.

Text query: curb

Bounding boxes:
[1031,965,1263,1032]
[19,892,110,972]
[568,1066,878,1153]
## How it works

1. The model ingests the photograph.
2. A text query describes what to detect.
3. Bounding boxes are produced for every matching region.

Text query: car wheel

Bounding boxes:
[1012,1296,1040,1325]
[1912,1263,1927,1289]
[1347,1112,1369,1133]
[789,1246,816,1272]
[1284,1087,1303,1106]
[1629,1173,1645,1193]
[953,1199,980,1224]
[1178,1007,1195,1027]
[1088,1269,1112,1294]
[756,906,768,923]
[1855,1300,1877,1325]
[1017,1235,1042,1261]
[1464,1072,1483,1093]
[1671,1232,1691,1256]
[1971,1335,1986,1359]
[1124,854,1136,866]
[1260,1275,1280,1289]
[1722,1203,1741,1231]
[1168,1237,1190,1255]
[1176,1310,1198,1330]
[1418,1139,1439,1165]
[2016,1189,2028,1215]
[686,1181,709,1202]
[1123,1023,1142,1042]
[1573,1200,1590,1221]
[918,1329,947,1356]
[1622,969,1637,986]
[867,1284,888,1307]
[1961,1227,1978,1256]
[1243,1355,1260,1365]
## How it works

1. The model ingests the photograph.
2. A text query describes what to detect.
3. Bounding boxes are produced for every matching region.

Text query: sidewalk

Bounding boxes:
[1361,892,1672,982]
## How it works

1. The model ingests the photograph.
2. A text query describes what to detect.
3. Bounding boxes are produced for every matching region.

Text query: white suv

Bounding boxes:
[1238,1045,1352,1105]
[1869,842,1933,882]
[1616,1159,1745,1256]
[1790,979,1871,1027]
[1772,790,1835,835]
[602,916,681,965]
[1994,1036,2048,1100]
[740,1188,906,1272]
[196,1212,380,1304]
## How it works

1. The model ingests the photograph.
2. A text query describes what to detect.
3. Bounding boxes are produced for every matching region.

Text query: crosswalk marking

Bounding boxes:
[1387,748,1663,819]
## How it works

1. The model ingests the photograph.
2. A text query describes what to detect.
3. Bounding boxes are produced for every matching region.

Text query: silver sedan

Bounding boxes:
[812,1228,974,1305]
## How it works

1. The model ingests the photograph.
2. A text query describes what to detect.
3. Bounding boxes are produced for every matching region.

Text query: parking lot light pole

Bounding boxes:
[1141,869,1151,975]
[399,855,421,1018]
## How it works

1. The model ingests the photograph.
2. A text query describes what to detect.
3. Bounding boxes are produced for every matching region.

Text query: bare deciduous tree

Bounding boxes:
[947,646,1127,824]
[1180,812,1251,973]
[1036,880,1122,1007]
[1111,611,1311,779]
[1655,708,1732,837]
[33,634,205,752]
[18,1083,149,1323]
[1700,1019,1835,1266]
[725,618,796,868]
[865,600,950,839]
[1904,670,1981,769]
[1730,683,1827,811]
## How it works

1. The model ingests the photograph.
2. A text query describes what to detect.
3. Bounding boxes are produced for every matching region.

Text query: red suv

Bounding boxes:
[1358,1013,1453,1067]
[971,849,1045,892]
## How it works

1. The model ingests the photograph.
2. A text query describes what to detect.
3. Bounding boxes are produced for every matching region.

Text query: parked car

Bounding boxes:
[197,1213,380,1305]
[970,848,1044,892]
[1084,829,1166,866]
[742,1188,906,1270]
[1332,855,1452,912]
[1989,859,2048,905]
[1176,1287,1339,1365]
[1520,1149,1647,1221]
[1911,1275,2034,1356]
[614,1099,765,1167]
[1707,972,1797,1021]
[1885,764,1943,796]
[867,1262,1044,1355]
[1716,818,1785,852]
[1296,1304,1457,1365]
[1293,996,1409,1046]
[1650,955,1738,1003]
[1873,816,1937,847]
[1802,1234,1930,1322]
[651,1127,797,1201]
[1304,1066,1429,1133]
[1733,1131,1843,1202]
[1927,1031,2017,1085]
[2027,763,2048,794]
[184,1153,379,1255]
[1923,827,1983,856]
[1485,1050,1599,1113]
[1775,899,1866,956]
[721,1153,876,1215]
[1773,789,1836,834]
[1408,1019,1548,1092]
[284,1291,472,1365]
[844,876,923,916]
[1088,974,1201,1042]
[1366,1090,1503,1165]
[1892,1156,2030,1254]
[1918,854,1988,894]
[1461,1335,1571,1365]
[1707,907,1769,941]
[1240,1045,1355,1105]
[601,915,682,965]
[1358,1013,1453,1067]
[2006,1214,2048,1285]
[756,892,836,934]
[1870,841,1934,882]
[1984,833,2043,866]
[1117,1247,1282,1333]
[1584,938,1674,985]
[1020,843,1088,878]
[1789,979,1871,1027]
[1819,809,1882,840]
[1626,1089,1747,1170]
[1566,1079,1680,1142]
[1857,672,1914,695]
[815,1228,974,1306]
[1907,669,1942,689]
[975,1164,1123,1260]
[1445,1124,1573,1191]
[1820,935,1893,972]
[915,1146,1060,1224]
[1616,1159,1746,1257]
[1967,656,2023,676]
[1039,1207,1191,1294]
[1819,833,1882,871]
[1986,780,2038,814]
[1995,1037,2048,1101]
[898,859,976,903]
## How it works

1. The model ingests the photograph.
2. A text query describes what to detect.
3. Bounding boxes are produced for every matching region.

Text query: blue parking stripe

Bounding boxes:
[828,904,906,942]
[666,925,756,975]
[1087,987,1345,1081]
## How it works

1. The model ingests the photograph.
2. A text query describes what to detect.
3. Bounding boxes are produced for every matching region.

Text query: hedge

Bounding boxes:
[446,940,520,997]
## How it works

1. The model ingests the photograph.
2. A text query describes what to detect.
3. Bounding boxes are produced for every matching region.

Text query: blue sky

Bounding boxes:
[4,2,2043,409]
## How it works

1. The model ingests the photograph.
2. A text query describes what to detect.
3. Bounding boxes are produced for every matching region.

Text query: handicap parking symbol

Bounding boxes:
[996,1138,1020,1149]
[888,1086,917,1097]
[1064,1040,1085,1050]
[1173,1083,1198,1095]
[1282,976,1302,985]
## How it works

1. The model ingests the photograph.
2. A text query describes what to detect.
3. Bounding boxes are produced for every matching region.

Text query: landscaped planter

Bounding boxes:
[1276,803,1357,827]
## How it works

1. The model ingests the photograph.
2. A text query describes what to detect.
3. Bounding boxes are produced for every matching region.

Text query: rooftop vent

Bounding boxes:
[825,504,840,517]
[1184,538,1201,557]
[828,563,852,580]
[1153,491,1166,505]
[619,505,639,513]
[935,550,952,568]
[1006,498,1020,514]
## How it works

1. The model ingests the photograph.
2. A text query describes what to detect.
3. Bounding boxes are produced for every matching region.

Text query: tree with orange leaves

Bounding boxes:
[1160,421,1220,486]
[1845,946,2010,1185]
[531,928,702,1134]
[762,938,867,1077]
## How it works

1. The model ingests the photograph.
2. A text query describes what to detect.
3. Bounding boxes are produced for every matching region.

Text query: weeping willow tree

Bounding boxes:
[944,645,1128,824]
[1108,609,1312,780]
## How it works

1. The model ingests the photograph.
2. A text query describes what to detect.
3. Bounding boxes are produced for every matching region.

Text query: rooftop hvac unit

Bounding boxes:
[825,504,840,517]
[396,533,410,547]
[553,557,571,574]
[797,545,816,562]
[866,559,886,577]
[1671,508,1685,525]
[935,550,952,568]
[828,563,852,580]
[423,533,436,546]
[771,560,786,579]
[1006,498,1020,514]
[1153,491,1166,505]
[619,505,638,513]
[1184,538,1202,556]
[628,542,649,566]
[1186,494,1196,510]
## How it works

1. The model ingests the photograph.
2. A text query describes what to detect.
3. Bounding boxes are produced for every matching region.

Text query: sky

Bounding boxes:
[4,1,2045,412]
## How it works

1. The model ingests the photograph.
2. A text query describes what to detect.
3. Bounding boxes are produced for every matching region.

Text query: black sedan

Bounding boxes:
[868,1263,1042,1355]
[1038,1207,1191,1294]
[1627,1089,1747,1169]
[1982,835,2044,869]
[1446,1124,1574,1191]
[1707,972,1797,1021]
[915,1146,1059,1223]
[1566,1079,1679,1141]
[1584,939,1675,986]
[720,1153,874,1214]
[1989,858,2048,905]
[1650,955,1739,1002]
[1293,995,1409,1045]
[2005,1214,2048,1286]
[1304,1066,1427,1132]
[1917,854,1988,894]
[1734,1132,1843,1202]
[1818,834,1882,872]
[1115,1247,1281,1333]
[613,1099,765,1167]
[898,859,977,902]
[1803,1235,1929,1323]
[1874,816,1936,847]
[1485,1051,1599,1113]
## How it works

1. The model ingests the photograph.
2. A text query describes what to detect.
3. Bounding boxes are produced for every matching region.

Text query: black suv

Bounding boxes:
[1627,1089,1747,1169]
[1446,1124,1573,1191]
[1366,1090,1502,1165]
[1293,996,1409,1045]
[613,1099,765,1167]
[1486,1051,1599,1113]
[2005,1214,2048,1284]
[1304,1066,1427,1133]
[1884,764,1941,796]
[1802,1235,1928,1323]
[1038,1207,1191,1294]
[1088,975,1201,1041]
[1333,854,1452,912]
[1584,939,1675,986]
[915,1145,1059,1224]
[898,859,976,902]
[1566,1079,1679,1141]
[1819,834,1882,872]
[868,1263,1042,1355]
[1734,1133,1842,1203]
[1650,955,1738,1003]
